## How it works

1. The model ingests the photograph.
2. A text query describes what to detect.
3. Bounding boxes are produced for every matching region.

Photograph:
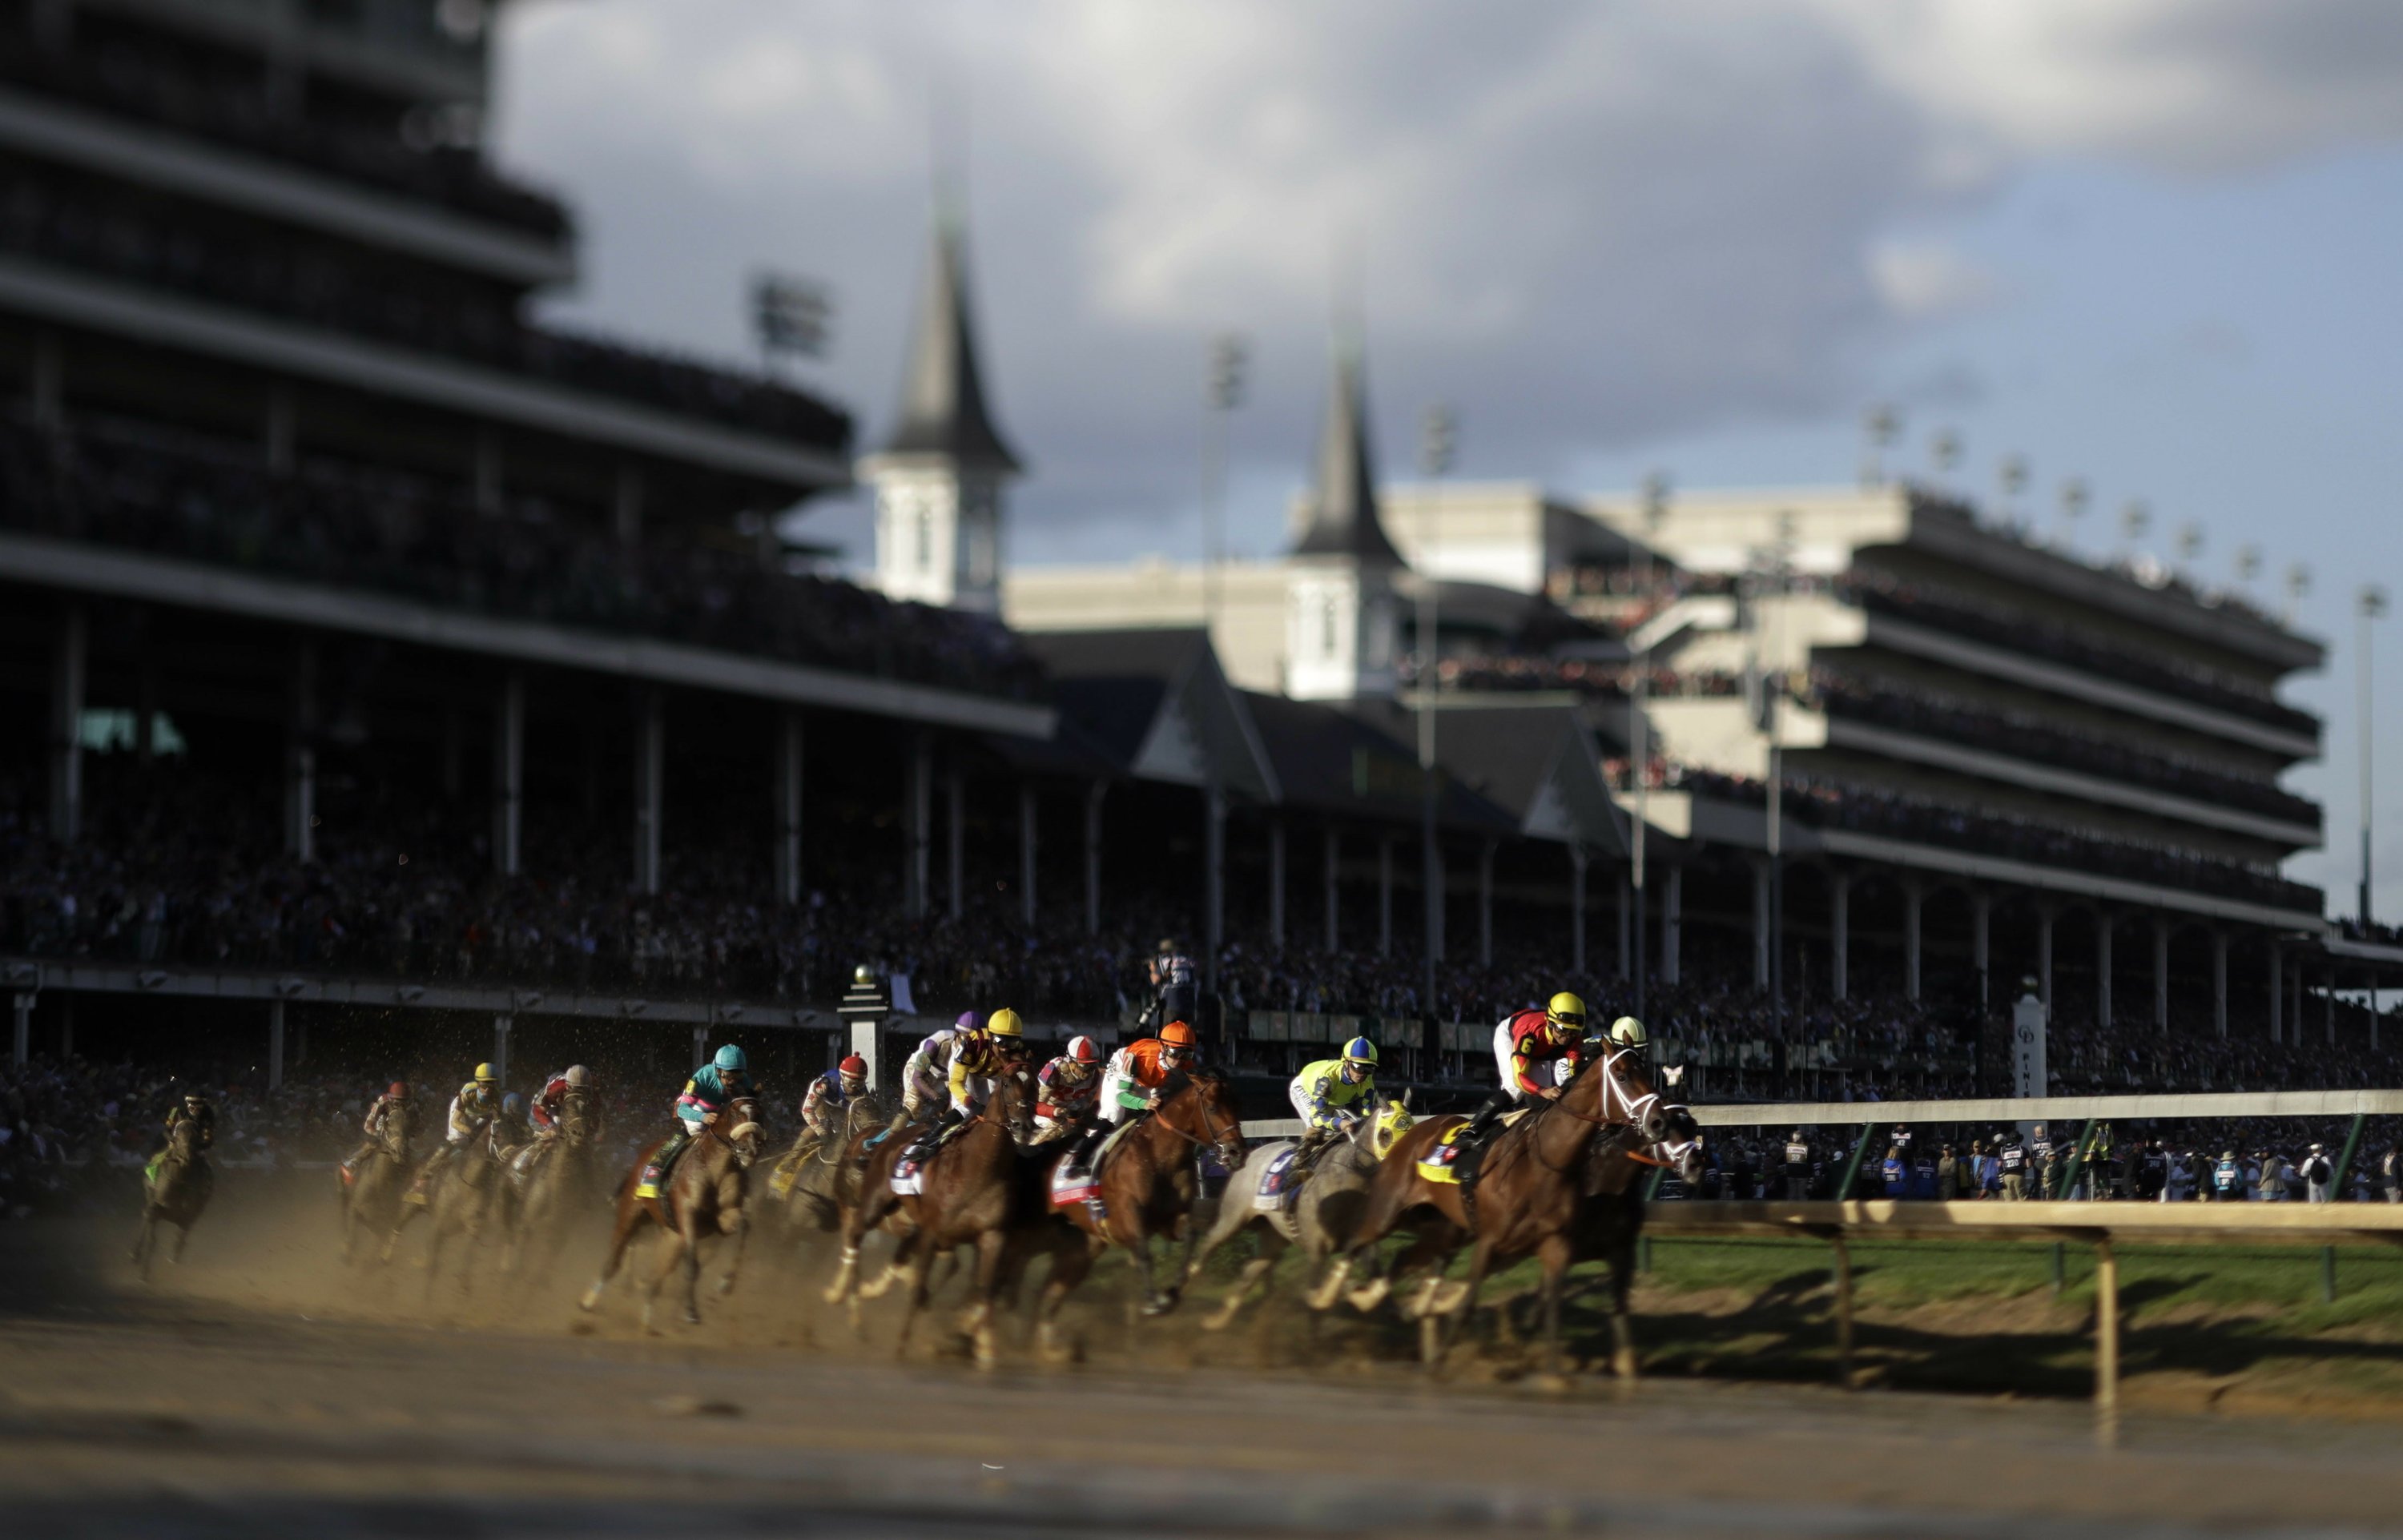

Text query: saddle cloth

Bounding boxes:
[1415,1109,1532,1185]
[1048,1156,1102,1211]
[889,1119,974,1196]
[1254,1146,1304,1212]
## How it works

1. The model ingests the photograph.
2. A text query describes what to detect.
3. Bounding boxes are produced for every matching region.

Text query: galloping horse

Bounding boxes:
[131,1115,213,1281]
[504,1088,602,1281]
[1190,1100,1415,1333]
[337,1109,416,1265]
[1032,1068,1247,1343]
[580,1097,762,1332]
[1571,1134,1704,1378]
[771,1092,887,1239]
[1318,1047,1692,1376]
[824,1071,1043,1368]
[385,1121,509,1301]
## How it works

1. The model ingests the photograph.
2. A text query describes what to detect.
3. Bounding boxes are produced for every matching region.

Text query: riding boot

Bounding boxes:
[637,1126,692,1200]
[907,1107,962,1166]
[1455,1092,1516,1190]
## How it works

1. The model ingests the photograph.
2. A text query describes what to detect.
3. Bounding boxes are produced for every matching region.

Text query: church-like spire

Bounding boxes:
[876,211,1021,473]
[1289,336,1401,565]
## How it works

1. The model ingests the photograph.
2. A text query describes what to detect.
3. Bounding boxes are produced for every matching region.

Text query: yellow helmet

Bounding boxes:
[1546,992,1587,1034]
[473,1062,497,1084]
[986,1008,1025,1039]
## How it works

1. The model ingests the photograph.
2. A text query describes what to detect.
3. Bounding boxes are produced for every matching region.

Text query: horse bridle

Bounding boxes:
[1152,1076,1243,1164]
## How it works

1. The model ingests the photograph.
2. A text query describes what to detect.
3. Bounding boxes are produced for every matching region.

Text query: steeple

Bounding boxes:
[875,211,1020,473]
[1289,337,1401,565]
[860,205,1020,613]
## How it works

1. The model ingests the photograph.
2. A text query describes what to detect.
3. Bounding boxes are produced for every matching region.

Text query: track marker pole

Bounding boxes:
[1830,1236,1854,1389]
[2093,1238,2119,1421]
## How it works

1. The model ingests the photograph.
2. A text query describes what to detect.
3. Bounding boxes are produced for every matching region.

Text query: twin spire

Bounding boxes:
[1289,336,1403,566]
[876,211,1021,475]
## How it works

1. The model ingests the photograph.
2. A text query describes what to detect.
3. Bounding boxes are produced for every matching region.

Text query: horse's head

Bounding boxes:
[989,1067,1039,1150]
[1161,1070,1246,1169]
[167,1116,203,1160]
[1359,1100,1416,1161]
[560,1088,596,1147]
[1566,1047,1672,1146]
[723,1096,763,1166]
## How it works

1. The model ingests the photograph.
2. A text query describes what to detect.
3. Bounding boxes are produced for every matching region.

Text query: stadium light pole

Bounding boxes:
[1201,335,1247,639]
[1749,514,1797,1065]
[1859,404,1898,489]
[2361,585,2388,930]
[1630,472,1670,1020]
[1419,404,1457,1031]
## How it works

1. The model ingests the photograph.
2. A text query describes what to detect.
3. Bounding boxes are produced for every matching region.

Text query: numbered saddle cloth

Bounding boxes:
[1417,1124,1473,1185]
[1254,1146,1305,1212]
[889,1158,924,1196]
[1048,1155,1103,1211]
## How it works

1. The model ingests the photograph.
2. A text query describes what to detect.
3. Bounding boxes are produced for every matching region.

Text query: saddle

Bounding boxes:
[890,1117,977,1195]
[1253,1146,1305,1212]
[1417,1109,1532,1186]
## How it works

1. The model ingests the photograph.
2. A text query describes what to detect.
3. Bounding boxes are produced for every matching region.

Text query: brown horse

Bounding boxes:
[131,1116,213,1281]
[769,1090,888,1239]
[384,1120,509,1301]
[579,1097,761,1331]
[1033,1068,1247,1341]
[1569,1134,1704,1378]
[336,1108,417,1265]
[502,1088,603,1281]
[1317,1047,1688,1376]
[823,1070,1040,1367]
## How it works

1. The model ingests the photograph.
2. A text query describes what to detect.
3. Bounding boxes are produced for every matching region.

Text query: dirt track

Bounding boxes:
[7,1177,2403,1537]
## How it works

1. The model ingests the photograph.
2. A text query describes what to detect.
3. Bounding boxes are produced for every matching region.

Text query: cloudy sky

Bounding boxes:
[490,0,2403,908]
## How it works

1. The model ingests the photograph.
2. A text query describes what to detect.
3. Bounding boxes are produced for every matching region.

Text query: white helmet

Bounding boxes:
[1608,1016,1648,1051]
[563,1064,593,1088]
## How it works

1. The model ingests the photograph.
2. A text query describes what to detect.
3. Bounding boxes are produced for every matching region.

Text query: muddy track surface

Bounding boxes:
[6,1179,2403,1537]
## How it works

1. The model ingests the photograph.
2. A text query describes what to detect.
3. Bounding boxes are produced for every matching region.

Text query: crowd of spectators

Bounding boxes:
[0,11,568,238]
[0,163,843,445]
[0,418,1043,698]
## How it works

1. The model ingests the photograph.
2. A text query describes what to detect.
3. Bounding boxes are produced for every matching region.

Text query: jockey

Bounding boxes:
[1290,1038,1379,1153]
[1102,1019,1197,1125]
[144,1088,216,1185]
[529,1064,594,1139]
[1603,1015,1648,1068]
[635,1043,756,1201]
[900,1012,979,1121]
[411,1063,500,1196]
[340,1082,412,1183]
[1035,1036,1104,1141]
[496,1092,532,1152]
[1463,992,1588,1144]
[800,1054,872,1141]
[948,1008,1028,1118]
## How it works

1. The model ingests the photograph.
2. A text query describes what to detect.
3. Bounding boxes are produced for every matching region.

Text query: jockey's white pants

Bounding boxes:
[1100,1067,1135,1124]
[1490,1020,1528,1100]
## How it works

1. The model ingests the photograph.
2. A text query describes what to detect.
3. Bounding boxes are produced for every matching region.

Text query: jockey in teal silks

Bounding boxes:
[636,1043,755,1200]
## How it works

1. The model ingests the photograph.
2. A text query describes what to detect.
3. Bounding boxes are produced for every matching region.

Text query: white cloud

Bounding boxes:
[489,1,2403,540]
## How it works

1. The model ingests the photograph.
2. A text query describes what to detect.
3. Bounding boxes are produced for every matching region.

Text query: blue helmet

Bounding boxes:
[1341,1036,1379,1066]
[714,1043,748,1076]
[502,1092,524,1115]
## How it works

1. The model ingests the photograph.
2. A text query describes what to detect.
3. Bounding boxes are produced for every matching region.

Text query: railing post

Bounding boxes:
[2333,1112,2369,1200]
[2059,1119,2101,1200]
[1836,1121,1879,1200]
[1830,1235,1855,1389]
[2092,1237,2119,1420]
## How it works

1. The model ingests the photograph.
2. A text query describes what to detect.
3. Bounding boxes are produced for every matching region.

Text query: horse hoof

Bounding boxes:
[682,1310,702,1328]
[1612,1348,1640,1382]
[1304,1262,1353,1313]
[1198,1302,1240,1333]
[1428,1280,1470,1317]
[1345,1279,1391,1314]
[1141,1295,1176,1318]
[578,1286,602,1313]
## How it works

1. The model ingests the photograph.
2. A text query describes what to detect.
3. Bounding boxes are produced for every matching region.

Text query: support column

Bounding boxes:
[11,991,31,1068]
[1427,833,1447,966]
[2268,945,2284,1045]
[1972,890,1992,1006]
[265,383,296,476]
[1324,827,1342,951]
[1829,870,1851,1001]
[135,645,157,765]
[1616,871,1632,979]
[1662,865,1683,987]
[2095,911,2113,1028]
[1204,785,1226,984]
[493,1014,513,1085]
[2036,906,2055,1012]
[1018,782,1037,927]
[1377,838,1394,958]
[1083,781,1105,937]
[492,667,524,877]
[48,601,86,842]
[905,736,932,920]
[284,638,317,862]
[1570,846,1590,975]
[1751,858,1772,990]
[632,688,664,895]
[945,760,964,922]
[2153,917,2170,1032]
[614,464,645,545]
[1477,839,1496,967]
[268,999,286,1091]
[2212,931,2228,1038]
[1268,819,1287,951]
[1902,878,1924,1002]
[775,710,803,905]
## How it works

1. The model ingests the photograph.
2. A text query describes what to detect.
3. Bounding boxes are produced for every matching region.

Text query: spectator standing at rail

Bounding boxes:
[2211,1149,2244,1201]
[1878,1146,1904,1197]
[1997,1135,2028,1200]
[2382,1144,2402,1203]
[1910,1143,1938,1200]
[1783,1130,1811,1199]
[2138,1140,2169,1201]
[2166,1149,2197,1203]
[2300,1144,2335,1204]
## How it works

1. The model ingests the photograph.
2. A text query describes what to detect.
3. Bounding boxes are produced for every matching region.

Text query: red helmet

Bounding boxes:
[839,1055,867,1078]
[388,1081,409,1099]
[1159,1020,1198,1051]
[1067,1035,1100,1065]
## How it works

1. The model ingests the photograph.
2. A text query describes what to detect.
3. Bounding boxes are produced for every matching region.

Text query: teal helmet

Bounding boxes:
[713,1043,748,1076]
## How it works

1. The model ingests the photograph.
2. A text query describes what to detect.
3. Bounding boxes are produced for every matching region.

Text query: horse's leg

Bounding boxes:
[172,1218,193,1263]
[1431,1237,1495,1372]
[578,1200,637,1313]
[1609,1232,1640,1382]
[964,1228,1007,1370]
[892,1244,936,1360]
[1538,1232,1573,1380]
[1202,1225,1284,1333]
[638,1226,684,1334]
[678,1212,705,1326]
[422,1216,446,1305]
[1036,1237,1100,1365]
[713,1196,750,1297]
[131,1212,153,1278]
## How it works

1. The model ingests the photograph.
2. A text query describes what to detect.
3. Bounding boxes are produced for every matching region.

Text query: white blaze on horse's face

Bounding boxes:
[1597,1048,1668,1143]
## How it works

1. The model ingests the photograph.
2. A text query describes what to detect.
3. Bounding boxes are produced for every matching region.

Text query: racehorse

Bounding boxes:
[823,1070,1044,1368]
[503,1088,602,1281]
[579,1096,761,1332]
[1031,1068,1246,1343]
[131,1115,213,1281]
[769,1092,888,1239]
[385,1120,509,1301]
[336,1109,416,1266]
[1317,1047,1693,1377]
[1568,1135,1702,1379]
[1189,1100,1415,1333]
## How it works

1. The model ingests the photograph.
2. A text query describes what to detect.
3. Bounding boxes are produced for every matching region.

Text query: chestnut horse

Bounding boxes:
[578,1097,761,1332]
[823,1070,1043,1367]
[131,1115,213,1281]
[336,1107,416,1266]
[1033,1068,1246,1345]
[1316,1047,1692,1376]
[503,1087,603,1281]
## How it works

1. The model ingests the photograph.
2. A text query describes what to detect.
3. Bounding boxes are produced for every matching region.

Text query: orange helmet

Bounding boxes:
[1159,1020,1198,1051]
